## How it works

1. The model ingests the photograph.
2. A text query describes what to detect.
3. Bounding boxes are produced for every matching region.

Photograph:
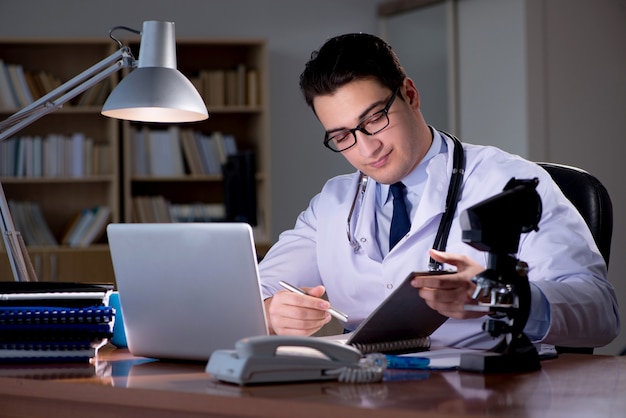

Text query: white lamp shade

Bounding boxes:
[101,21,208,123]
[101,66,208,122]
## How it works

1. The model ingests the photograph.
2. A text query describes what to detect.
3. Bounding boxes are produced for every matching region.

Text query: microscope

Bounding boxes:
[459,178,543,373]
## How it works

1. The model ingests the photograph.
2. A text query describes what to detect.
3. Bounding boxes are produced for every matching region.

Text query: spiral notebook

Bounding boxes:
[342,271,449,354]
[0,306,114,348]
[0,283,114,362]
[0,282,112,307]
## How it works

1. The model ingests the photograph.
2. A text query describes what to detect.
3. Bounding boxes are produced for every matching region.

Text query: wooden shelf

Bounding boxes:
[122,38,271,246]
[0,37,271,284]
[0,38,120,283]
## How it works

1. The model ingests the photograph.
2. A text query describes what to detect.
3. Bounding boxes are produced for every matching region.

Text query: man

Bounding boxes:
[259,33,619,350]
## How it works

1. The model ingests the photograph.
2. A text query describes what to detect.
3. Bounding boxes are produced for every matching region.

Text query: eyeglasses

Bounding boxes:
[323,86,400,153]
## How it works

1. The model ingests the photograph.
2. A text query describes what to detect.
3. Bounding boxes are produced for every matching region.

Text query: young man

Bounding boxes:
[259,33,619,350]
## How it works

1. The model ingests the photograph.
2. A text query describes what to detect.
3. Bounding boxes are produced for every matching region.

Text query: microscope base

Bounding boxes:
[459,350,541,374]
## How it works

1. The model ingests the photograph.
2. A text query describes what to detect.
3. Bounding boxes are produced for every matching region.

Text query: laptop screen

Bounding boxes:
[107,222,268,361]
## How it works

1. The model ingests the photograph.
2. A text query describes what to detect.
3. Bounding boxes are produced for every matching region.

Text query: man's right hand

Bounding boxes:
[264,285,332,336]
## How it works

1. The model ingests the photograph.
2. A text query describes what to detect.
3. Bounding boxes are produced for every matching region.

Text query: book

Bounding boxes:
[7,63,34,107]
[0,282,113,308]
[14,137,26,177]
[62,207,95,247]
[212,131,227,165]
[70,132,86,177]
[60,211,84,245]
[131,195,171,223]
[0,59,18,108]
[34,70,62,97]
[77,205,111,247]
[61,205,111,247]
[7,200,58,246]
[0,319,113,346]
[224,69,238,106]
[195,132,221,175]
[167,126,185,176]
[204,69,225,106]
[151,195,171,223]
[83,137,94,176]
[132,196,152,223]
[236,63,246,106]
[131,126,149,176]
[23,70,43,101]
[179,128,205,175]
[0,283,114,363]
[169,203,225,222]
[222,134,238,156]
[27,200,58,246]
[246,69,259,106]
[341,271,450,354]
[0,306,114,326]
[146,128,185,177]
[93,143,110,175]
[0,346,97,363]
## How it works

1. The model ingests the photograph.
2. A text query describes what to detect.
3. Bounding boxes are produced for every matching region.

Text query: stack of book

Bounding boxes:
[61,205,111,248]
[194,64,260,108]
[2,203,110,248]
[0,58,111,110]
[0,282,115,363]
[7,200,58,246]
[0,133,111,178]
[131,195,226,223]
[130,126,238,177]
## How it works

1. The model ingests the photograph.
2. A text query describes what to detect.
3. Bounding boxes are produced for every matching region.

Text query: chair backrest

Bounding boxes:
[538,162,613,267]
[538,162,613,355]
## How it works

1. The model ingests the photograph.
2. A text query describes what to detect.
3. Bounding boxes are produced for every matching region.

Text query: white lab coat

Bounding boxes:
[259,134,619,349]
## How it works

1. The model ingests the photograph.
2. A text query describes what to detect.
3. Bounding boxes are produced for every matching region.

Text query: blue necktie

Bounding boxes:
[389,182,410,251]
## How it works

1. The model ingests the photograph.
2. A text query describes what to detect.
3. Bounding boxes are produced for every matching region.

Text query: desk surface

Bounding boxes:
[1,345,625,418]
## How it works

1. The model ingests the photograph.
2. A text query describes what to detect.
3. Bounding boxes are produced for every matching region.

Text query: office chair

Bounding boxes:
[538,162,614,354]
[538,162,613,265]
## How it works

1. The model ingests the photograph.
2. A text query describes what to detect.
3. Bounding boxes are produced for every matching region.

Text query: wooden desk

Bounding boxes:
[1,346,625,418]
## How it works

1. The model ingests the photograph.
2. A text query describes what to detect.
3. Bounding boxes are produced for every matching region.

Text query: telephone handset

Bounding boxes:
[206,335,380,385]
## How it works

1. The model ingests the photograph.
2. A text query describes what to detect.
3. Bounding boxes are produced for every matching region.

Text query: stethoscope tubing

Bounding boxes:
[346,131,466,270]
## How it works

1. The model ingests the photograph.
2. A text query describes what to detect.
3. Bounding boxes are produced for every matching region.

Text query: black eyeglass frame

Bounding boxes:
[323,86,401,153]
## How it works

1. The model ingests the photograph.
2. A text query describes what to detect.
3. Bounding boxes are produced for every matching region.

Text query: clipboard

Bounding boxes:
[346,271,451,354]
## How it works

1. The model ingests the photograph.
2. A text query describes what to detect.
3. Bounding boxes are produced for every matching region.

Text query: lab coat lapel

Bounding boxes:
[409,152,450,233]
[354,178,383,262]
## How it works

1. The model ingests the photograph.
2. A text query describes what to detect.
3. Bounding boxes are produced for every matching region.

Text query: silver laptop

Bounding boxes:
[106,222,269,361]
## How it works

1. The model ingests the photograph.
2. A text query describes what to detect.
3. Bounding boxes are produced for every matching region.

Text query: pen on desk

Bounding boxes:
[364,353,431,370]
[278,280,348,323]
[384,355,430,370]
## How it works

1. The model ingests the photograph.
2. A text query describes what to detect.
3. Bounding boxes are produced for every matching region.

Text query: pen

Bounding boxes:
[364,353,431,370]
[384,355,430,369]
[278,280,348,323]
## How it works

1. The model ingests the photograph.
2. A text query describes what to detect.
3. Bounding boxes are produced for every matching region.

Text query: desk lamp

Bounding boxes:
[0,21,208,282]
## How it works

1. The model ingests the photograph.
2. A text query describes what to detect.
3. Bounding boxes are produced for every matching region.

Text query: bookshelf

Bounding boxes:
[0,39,119,282]
[1,37,271,283]
[122,39,271,250]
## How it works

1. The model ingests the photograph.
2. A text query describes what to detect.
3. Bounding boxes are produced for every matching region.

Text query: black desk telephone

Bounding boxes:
[205,335,383,385]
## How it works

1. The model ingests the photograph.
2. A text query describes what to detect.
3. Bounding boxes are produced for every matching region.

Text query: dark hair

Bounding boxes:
[299,33,407,108]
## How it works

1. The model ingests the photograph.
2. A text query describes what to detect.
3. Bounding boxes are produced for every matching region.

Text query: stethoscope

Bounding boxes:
[346,131,466,271]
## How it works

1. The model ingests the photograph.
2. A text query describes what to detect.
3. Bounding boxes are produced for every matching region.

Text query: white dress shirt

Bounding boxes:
[259,130,619,349]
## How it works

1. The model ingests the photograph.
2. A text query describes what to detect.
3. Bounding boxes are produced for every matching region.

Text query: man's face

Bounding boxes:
[313,78,431,185]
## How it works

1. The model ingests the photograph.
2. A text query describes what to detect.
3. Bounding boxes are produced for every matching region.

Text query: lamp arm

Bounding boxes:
[0,46,134,142]
[0,183,34,282]
[0,45,134,281]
